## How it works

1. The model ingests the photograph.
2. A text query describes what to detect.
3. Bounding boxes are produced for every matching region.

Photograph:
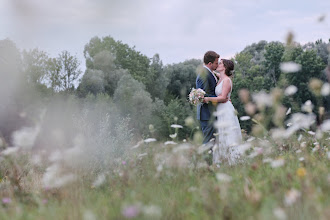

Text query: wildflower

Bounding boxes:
[271,158,285,168]
[122,205,141,218]
[83,210,96,220]
[307,131,315,136]
[240,116,251,121]
[138,153,148,159]
[92,173,106,188]
[309,78,323,96]
[132,140,144,149]
[321,83,330,96]
[239,89,250,103]
[284,189,301,206]
[184,116,195,127]
[284,85,298,96]
[252,91,273,109]
[216,173,232,182]
[301,100,314,113]
[2,197,11,204]
[296,167,306,178]
[171,124,183,129]
[1,147,19,156]
[164,141,177,145]
[299,157,305,161]
[144,138,156,143]
[296,149,302,154]
[320,120,330,132]
[273,207,287,220]
[12,125,40,149]
[286,107,291,115]
[280,62,301,73]
[244,102,256,115]
[169,133,177,139]
[142,205,162,218]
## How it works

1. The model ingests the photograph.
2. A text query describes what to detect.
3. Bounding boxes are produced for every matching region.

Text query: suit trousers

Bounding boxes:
[199,120,215,145]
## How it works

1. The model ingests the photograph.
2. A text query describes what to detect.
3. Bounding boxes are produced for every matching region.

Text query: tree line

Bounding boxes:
[0,36,329,142]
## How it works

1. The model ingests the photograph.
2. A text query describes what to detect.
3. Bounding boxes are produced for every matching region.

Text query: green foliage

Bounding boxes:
[264,42,285,86]
[84,36,150,87]
[113,74,153,135]
[164,59,201,102]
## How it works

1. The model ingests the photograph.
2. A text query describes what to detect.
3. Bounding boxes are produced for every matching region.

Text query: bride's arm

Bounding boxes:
[204,79,231,103]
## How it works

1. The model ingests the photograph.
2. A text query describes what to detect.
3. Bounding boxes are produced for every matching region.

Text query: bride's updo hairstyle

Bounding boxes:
[222,59,234,76]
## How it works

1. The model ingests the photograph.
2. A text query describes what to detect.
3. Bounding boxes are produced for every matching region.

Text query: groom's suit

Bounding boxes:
[196,66,217,144]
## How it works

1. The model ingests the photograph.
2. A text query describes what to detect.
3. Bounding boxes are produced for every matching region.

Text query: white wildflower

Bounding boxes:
[273,207,287,220]
[307,131,315,136]
[144,138,157,143]
[138,153,148,158]
[12,126,40,149]
[284,189,301,206]
[92,173,106,188]
[216,173,232,182]
[247,137,255,142]
[280,62,301,73]
[240,116,251,121]
[320,120,330,132]
[83,210,97,220]
[164,141,177,145]
[297,134,302,142]
[286,107,291,115]
[132,140,144,149]
[284,85,298,96]
[296,149,302,154]
[252,91,273,108]
[143,205,162,218]
[301,100,314,113]
[172,144,192,153]
[263,158,273,163]
[271,158,285,168]
[169,133,177,139]
[170,124,183,129]
[299,157,305,161]
[321,83,330,96]
[1,146,19,156]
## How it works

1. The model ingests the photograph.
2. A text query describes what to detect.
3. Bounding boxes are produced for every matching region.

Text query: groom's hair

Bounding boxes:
[204,51,220,64]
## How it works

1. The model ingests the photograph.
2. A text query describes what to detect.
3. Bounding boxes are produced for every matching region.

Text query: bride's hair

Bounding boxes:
[222,59,234,76]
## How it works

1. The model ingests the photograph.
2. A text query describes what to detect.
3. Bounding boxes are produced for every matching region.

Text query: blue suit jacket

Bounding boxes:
[196,67,217,120]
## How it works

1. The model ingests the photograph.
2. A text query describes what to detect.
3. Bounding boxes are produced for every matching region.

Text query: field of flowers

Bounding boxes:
[0,86,329,220]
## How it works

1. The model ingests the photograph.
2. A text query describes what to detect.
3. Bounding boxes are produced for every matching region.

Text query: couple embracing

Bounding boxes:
[196,51,243,166]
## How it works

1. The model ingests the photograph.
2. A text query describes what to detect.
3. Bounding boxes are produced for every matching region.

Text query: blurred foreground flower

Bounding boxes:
[280,62,301,73]
[296,167,306,178]
[284,85,297,96]
[271,158,285,168]
[171,124,183,129]
[284,189,301,206]
[122,204,141,218]
[273,207,287,220]
[321,83,330,96]
[2,197,11,204]
[216,173,232,183]
[144,138,156,143]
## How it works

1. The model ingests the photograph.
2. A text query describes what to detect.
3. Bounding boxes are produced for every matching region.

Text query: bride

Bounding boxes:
[204,59,243,166]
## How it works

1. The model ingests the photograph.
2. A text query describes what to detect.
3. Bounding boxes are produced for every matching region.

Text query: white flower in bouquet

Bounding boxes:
[188,88,206,106]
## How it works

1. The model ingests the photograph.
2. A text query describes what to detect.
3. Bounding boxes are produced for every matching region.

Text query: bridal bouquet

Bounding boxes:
[188,88,206,106]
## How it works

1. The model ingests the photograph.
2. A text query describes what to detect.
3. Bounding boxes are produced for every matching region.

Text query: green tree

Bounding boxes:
[264,42,285,86]
[84,36,150,86]
[113,74,153,135]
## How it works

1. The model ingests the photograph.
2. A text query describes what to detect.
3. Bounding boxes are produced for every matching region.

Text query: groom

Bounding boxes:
[196,51,219,153]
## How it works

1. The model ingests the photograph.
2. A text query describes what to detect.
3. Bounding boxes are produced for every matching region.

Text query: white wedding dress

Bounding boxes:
[213,78,243,166]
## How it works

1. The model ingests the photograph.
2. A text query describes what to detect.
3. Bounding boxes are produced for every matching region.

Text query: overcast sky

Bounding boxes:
[1,0,330,69]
